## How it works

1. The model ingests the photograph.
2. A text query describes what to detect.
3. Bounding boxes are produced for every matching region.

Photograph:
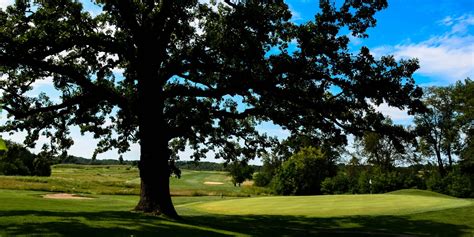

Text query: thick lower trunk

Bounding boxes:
[134,61,179,218]
[134,147,180,219]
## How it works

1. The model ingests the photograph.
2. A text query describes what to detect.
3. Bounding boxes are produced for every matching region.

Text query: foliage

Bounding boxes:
[426,168,473,198]
[226,161,254,186]
[414,84,469,175]
[356,129,405,172]
[454,79,474,173]
[322,165,427,195]
[272,147,333,195]
[253,172,268,187]
[32,151,52,176]
[321,173,350,194]
[0,140,51,176]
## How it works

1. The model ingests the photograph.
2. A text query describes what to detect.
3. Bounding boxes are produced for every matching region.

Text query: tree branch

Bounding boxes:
[0,55,129,109]
[2,95,86,119]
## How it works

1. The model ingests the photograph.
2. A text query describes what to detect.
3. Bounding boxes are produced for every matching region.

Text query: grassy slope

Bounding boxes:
[0,188,472,236]
[0,164,267,196]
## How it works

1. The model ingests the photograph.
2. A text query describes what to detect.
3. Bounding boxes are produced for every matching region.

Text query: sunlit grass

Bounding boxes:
[191,191,472,217]
[0,164,269,196]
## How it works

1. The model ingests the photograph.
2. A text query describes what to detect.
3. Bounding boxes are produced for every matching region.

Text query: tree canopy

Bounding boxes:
[0,0,424,218]
[414,79,472,176]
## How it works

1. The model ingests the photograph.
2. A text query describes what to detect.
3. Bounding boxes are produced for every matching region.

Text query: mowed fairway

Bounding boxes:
[191,192,472,217]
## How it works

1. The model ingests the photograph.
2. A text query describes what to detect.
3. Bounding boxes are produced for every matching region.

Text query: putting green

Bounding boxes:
[191,193,472,217]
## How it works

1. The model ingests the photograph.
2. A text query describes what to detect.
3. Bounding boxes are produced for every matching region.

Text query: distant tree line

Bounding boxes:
[0,144,261,177]
[254,79,473,198]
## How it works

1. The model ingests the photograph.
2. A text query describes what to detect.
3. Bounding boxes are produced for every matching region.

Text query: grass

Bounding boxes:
[0,165,473,236]
[0,164,269,196]
[0,189,472,236]
[190,193,472,217]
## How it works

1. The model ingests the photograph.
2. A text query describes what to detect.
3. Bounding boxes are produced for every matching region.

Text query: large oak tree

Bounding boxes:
[0,0,423,218]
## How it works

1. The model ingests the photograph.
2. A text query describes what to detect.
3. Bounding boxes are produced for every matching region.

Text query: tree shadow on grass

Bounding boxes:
[181,213,473,237]
[0,210,232,237]
[0,209,472,236]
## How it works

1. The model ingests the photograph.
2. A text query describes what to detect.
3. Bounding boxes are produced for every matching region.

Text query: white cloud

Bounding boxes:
[31,76,54,89]
[440,14,474,34]
[374,103,412,125]
[256,121,290,140]
[288,4,302,22]
[0,0,13,9]
[372,14,474,83]
[392,36,473,82]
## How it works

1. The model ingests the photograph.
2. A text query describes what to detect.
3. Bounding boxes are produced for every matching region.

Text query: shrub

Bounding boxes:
[0,141,52,177]
[273,147,333,195]
[321,174,350,194]
[426,172,447,194]
[32,152,52,177]
[253,172,272,187]
[227,161,254,187]
[371,171,402,193]
[444,168,473,198]
[357,170,371,194]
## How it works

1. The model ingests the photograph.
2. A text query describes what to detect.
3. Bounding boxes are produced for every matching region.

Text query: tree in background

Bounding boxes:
[414,85,468,176]
[355,119,417,172]
[273,147,333,195]
[0,140,50,176]
[118,155,124,165]
[0,0,424,217]
[33,151,52,176]
[227,160,254,187]
[453,79,474,174]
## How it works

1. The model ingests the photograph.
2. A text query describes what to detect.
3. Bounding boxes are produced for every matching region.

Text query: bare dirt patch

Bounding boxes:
[203,181,224,185]
[43,193,93,200]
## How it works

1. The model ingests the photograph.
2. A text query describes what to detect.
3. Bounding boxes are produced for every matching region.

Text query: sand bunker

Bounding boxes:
[203,181,224,185]
[43,193,93,200]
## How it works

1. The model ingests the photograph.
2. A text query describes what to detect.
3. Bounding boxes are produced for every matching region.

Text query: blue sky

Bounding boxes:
[0,0,473,163]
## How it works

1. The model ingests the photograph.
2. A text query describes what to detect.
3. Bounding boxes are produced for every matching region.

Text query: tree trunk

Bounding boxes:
[134,63,179,218]
[447,146,453,168]
[435,148,446,177]
[134,144,180,219]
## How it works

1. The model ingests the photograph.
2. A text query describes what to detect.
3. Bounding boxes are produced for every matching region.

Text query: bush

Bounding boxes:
[357,170,371,194]
[371,171,402,193]
[32,152,52,176]
[399,171,426,190]
[272,147,333,195]
[446,172,472,198]
[426,172,447,194]
[444,168,473,198]
[227,161,254,187]
[321,174,350,194]
[253,172,272,187]
[0,141,52,177]
[0,141,35,176]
